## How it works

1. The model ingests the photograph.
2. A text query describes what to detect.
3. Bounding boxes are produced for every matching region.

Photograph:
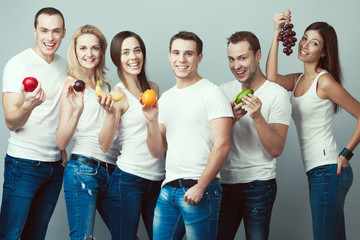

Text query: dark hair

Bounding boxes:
[34,7,65,29]
[169,31,203,55]
[110,31,150,92]
[227,31,261,54]
[305,22,342,112]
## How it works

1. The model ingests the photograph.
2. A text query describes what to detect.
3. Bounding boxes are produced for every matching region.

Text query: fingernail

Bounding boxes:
[337,173,340,176]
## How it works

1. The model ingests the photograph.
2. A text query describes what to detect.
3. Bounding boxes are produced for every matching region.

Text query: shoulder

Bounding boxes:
[5,49,30,67]
[317,72,338,90]
[265,80,289,93]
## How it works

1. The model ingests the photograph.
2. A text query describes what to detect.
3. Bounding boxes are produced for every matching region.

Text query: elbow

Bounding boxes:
[269,146,284,158]
[6,124,17,132]
[56,140,66,151]
[99,144,110,153]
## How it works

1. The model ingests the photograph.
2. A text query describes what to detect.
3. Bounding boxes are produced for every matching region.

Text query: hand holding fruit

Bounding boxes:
[274,10,297,56]
[21,77,45,110]
[95,80,124,102]
[65,82,84,113]
[241,94,262,119]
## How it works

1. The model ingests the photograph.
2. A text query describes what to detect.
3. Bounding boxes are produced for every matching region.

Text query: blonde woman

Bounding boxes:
[56,25,119,240]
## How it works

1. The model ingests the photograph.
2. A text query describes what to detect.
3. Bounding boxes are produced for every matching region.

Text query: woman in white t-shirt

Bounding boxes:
[98,31,165,240]
[56,25,119,240]
[266,11,360,240]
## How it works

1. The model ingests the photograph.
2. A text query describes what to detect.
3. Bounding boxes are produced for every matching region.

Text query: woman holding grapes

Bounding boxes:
[266,11,360,240]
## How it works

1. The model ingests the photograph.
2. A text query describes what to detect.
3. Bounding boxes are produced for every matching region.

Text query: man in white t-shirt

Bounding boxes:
[142,31,233,240]
[217,31,291,240]
[0,7,67,240]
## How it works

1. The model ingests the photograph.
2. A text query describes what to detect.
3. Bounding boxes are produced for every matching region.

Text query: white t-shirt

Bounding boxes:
[291,70,338,172]
[2,48,67,161]
[116,82,165,181]
[71,81,119,164]
[220,80,291,183]
[158,79,233,186]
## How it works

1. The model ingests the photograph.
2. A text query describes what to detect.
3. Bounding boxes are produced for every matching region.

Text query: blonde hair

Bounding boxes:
[67,25,110,90]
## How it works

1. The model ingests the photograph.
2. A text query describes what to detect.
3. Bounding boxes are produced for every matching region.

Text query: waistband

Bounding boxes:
[165,179,198,188]
[70,154,116,171]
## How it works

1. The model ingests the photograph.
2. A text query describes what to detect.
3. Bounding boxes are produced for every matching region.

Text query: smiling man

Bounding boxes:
[0,7,67,240]
[142,31,233,239]
[216,31,291,240]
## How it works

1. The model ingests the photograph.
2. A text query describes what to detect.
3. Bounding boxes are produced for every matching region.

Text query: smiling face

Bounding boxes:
[32,13,65,63]
[75,34,102,71]
[298,30,325,64]
[227,41,260,85]
[168,39,203,81]
[120,36,144,79]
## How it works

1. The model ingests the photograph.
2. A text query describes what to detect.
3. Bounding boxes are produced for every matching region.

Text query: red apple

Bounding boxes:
[22,77,38,92]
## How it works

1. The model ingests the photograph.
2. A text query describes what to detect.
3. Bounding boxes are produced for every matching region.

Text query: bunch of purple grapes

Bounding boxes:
[278,23,297,56]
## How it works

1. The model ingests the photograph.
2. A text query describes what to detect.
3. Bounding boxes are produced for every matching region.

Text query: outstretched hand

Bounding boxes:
[21,81,46,110]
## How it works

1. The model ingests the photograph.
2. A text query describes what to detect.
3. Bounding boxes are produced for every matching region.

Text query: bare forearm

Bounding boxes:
[99,112,120,152]
[146,120,166,158]
[266,30,281,82]
[253,116,286,158]
[56,111,81,150]
[4,106,33,131]
[197,142,231,190]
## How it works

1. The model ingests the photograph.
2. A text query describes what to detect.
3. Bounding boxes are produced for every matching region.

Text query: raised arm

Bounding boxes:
[142,101,167,159]
[184,116,233,205]
[266,11,299,91]
[2,83,45,131]
[98,86,126,153]
[56,79,84,150]
[317,74,360,175]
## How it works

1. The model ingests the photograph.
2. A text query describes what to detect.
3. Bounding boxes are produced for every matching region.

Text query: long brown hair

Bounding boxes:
[110,31,150,92]
[305,22,342,112]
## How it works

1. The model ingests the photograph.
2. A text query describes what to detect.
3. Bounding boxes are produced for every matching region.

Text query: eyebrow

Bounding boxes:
[39,27,62,31]
[121,46,141,51]
[304,34,321,43]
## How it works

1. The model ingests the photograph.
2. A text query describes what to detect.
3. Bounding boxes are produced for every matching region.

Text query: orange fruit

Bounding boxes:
[142,89,157,106]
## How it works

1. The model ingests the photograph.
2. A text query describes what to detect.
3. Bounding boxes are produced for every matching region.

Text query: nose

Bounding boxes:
[47,31,54,41]
[234,60,242,70]
[129,50,137,60]
[178,53,186,63]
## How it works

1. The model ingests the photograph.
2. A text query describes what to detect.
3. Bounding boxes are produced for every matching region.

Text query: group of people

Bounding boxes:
[0,6,359,240]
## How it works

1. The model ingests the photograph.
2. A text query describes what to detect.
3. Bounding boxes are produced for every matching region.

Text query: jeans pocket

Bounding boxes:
[340,166,353,192]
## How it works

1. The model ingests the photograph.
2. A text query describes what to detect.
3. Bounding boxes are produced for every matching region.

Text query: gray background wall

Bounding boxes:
[0,0,359,239]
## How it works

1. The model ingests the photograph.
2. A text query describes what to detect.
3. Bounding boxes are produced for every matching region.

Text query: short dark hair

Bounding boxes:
[169,31,203,55]
[227,31,260,54]
[34,7,65,29]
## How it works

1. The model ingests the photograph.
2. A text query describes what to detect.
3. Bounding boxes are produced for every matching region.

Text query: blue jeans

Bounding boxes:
[0,154,64,240]
[108,167,163,240]
[307,164,353,240]
[153,179,222,240]
[64,155,115,240]
[217,179,277,240]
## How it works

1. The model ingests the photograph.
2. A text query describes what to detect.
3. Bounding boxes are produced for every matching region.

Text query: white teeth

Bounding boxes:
[128,63,139,67]
[177,66,187,69]
[44,43,55,46]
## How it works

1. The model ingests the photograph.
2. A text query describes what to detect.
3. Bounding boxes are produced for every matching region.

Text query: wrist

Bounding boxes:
[339,147,354,161]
